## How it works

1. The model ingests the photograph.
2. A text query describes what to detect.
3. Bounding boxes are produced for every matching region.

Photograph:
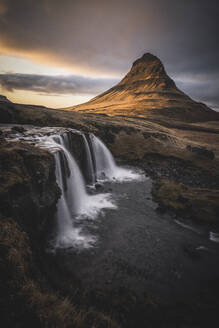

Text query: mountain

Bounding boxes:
[0,95,11,103]
[67,53,219,122]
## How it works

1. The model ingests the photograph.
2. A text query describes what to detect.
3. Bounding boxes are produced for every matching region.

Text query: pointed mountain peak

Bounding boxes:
[118,53,173,89]
[130,52,165,76]
[133,53,162,66]
[69,53,218,122]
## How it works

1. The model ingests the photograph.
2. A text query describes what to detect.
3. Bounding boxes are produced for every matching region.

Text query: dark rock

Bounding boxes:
[95,183,103,190]
[0,138,60,241]
[11,125,25,133]
[142,153,219,189]
[187,145,215,160]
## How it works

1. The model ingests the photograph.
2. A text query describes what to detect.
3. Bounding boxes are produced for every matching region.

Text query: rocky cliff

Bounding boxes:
[0,129,120,328]
[68,53,219,122]
[0,135,60,240]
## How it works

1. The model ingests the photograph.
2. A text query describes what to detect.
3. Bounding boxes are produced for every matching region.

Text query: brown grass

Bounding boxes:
[0,217,120,328]
[153,179,219,223]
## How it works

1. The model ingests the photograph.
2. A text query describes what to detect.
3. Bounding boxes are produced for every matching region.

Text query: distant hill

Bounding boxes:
[66,53,219,122]
[0,95,11,103]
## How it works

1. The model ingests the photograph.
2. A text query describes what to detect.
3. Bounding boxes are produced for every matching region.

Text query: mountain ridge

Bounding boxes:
[0,95,11,103]
[66,53,219,122]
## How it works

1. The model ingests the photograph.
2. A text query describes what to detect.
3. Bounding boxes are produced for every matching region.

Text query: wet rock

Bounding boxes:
[142,153,219,189]
[11,125,25,133]
[95,183,103,190]
[0,137,60,240]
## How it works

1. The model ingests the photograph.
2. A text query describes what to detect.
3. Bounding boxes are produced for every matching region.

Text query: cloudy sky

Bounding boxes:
[0,0,218,109]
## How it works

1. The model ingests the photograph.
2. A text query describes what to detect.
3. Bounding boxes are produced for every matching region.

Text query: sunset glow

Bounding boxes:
[0,0,218,109]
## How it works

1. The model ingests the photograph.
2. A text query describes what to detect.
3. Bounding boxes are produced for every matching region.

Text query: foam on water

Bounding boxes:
[174,219,202,234]
[58,137,116,248]
[209,232,219,243]
[5,127,144,250]
[40,134,117,249]
[90,134,143,182]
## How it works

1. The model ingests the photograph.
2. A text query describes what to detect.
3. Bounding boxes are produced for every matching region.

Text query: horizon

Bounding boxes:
[0,0,218,111]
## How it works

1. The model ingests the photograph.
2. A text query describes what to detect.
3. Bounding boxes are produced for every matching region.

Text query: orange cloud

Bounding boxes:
[0,43,120,78]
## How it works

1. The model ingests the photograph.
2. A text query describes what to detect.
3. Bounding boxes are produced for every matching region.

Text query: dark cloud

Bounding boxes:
[175,75,219,111]
[0,73,118,95]
[0,0,218,107]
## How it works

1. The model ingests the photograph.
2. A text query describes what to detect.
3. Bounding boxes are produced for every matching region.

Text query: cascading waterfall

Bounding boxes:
[55,135,86,215]
[43,134,116,249]
[54,148,90,249]
[82,134,96,185]
[89,134,142,182]
[89,134,116,180]
[33,129,142,249]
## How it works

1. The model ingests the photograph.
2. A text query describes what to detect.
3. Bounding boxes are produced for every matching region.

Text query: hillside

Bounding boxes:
[67,53,219,122]
[1,59,219,328]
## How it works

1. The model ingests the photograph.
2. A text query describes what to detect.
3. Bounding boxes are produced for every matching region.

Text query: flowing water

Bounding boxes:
[46,131,219,303]
[48,134,123,249]
[54,176,219,302]
[90,134,141,182]
[50,133,143,249]
[24,130,143,250]
[82,134,96,185]
[2,124,219,303]
[1,125,143,249]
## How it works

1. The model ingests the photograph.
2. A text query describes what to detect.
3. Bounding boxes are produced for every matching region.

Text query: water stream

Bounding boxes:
[43,132,142,249]
[1,124,219,303]
[49,134,124,249]
[90,134,141,182]
[82,134,96,185]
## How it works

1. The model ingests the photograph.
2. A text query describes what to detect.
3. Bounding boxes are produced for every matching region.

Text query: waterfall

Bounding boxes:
[82,134,96,185]
[54,135,87,216]
[54,149,91,249]
[89,134,142,182]
[32,129,142,249]
[4,126,143,249]
[89,134,116,180]
[50,134,116,249]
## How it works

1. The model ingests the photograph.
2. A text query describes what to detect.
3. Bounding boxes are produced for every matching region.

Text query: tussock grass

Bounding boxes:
[153,179,219,223]
[0,217,120,328]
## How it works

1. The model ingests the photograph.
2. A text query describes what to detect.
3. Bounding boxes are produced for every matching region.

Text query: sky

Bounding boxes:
[0,0,218,110]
